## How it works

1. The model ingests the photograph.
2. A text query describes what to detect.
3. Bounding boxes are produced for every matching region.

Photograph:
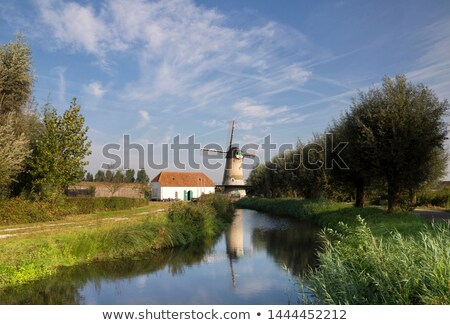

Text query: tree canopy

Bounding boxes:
[136,169,150,184]
[344,75,449,211]
[0,35,33,115]
[29,99,91,198]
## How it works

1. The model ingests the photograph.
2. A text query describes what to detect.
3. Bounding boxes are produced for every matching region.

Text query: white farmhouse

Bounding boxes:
[151,171,215,201]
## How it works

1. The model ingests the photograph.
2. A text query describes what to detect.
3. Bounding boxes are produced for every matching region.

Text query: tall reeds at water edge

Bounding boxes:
[306,217,449,304]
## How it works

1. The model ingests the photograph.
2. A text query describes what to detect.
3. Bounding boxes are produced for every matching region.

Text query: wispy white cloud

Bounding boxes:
[37,0,113,56]
[407,18,450,100]
[137,110,150,128]
[139,110,150,121]
[202,119,224,128]
[35,0,319,109]
[233,98,288,118]
[235,121,254,130]
[232,97,308,129]
[83,81,105,98]
[52,66,66,103]
[416,19,450,67]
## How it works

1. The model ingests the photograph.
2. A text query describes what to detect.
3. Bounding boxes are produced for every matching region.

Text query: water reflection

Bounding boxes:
[225,209,245,288]
[0,241,219,304]
[226,209,245,259]
[0,209,320,305]
[252,220,319,275]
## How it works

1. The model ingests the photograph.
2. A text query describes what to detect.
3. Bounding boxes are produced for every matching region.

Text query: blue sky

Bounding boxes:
[1,0,450,182]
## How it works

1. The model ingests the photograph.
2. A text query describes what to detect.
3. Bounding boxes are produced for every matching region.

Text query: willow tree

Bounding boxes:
[343,75,449,212]
[0,114,30,198]
[0,35,33,115]
[0,36,36,197]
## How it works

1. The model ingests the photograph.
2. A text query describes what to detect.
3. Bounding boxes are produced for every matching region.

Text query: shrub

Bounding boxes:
[0,197,149,224]
[0,198,68,224]
[167,194,234,237]
[198,194,234,221]
[417,188,450,208]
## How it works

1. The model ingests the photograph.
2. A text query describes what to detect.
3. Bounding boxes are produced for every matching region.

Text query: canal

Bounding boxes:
[0,209,320,304]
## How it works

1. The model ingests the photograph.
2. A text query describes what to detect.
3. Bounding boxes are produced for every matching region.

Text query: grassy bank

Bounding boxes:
[236,197,449,304]
[235,197,428,236]
[0,194,234,289]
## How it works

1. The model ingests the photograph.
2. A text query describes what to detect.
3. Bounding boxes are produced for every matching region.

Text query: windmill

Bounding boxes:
[201,120,255,197]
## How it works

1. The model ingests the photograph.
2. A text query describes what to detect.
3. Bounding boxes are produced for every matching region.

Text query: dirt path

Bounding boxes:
[0,207,167,240]
[414,208,450,222]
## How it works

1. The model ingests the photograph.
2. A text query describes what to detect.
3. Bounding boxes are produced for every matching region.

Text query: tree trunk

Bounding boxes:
[409,188,417,205]
[387,183,400,212]
[355,179,365,207]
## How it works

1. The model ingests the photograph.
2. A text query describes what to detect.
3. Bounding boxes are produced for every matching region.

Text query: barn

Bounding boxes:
[151,171,215,201]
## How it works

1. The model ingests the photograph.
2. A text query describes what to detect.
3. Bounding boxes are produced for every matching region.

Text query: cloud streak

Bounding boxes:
[36,0,319,111]
[52,66,66,103]
[407,18,450,100]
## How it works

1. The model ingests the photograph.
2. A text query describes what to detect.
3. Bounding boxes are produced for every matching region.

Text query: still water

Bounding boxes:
[0,209,320,304]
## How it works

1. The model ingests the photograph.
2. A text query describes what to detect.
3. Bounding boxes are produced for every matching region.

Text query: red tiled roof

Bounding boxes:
[151,172,215,187]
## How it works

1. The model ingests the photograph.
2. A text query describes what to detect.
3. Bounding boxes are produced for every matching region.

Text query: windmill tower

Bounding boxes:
[201,120,254,198]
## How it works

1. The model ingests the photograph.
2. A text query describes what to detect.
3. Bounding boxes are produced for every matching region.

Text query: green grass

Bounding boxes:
[0,194,234,289]
[236,197,449,305]
[235,197,428,236]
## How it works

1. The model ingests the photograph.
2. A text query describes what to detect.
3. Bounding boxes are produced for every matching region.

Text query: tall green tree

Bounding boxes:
[94,170,105,182]
[136,169,150,184]
[105,170,114,182]
[125,169,135,183]
[84,172,94,182]
[0,35,33,115]
[29,98,91,198]
[113,170,125,183]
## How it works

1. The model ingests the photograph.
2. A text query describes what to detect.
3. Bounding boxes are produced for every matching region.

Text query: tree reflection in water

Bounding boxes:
[0,236,220,304]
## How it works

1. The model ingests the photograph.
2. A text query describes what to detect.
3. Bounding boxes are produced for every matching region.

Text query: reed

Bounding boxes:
[306,218,450,304]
